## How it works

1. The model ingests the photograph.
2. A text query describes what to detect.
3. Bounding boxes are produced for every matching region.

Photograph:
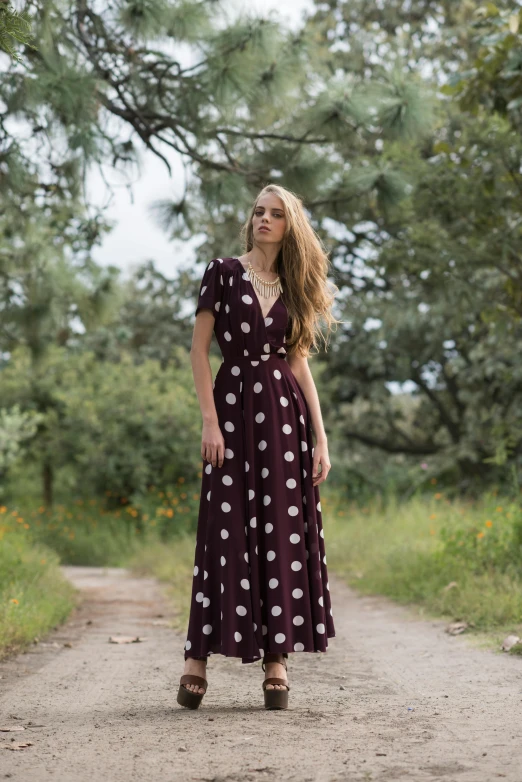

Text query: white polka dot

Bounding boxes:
[221,528,229,538]
[318,596,324,606]
[273,369,282,379]
[203,570,208,580]
[249,489,255,500]
[267,550,276,561]
[299,415,305,424]
[208,262,214,269]
[317,502,322,511]
[241,322,250,333]
[226,304,230,313]
[196,591,203,602]
[229,276,233,285]
[201,285,207,295]
[278,347,286,353]
[288,507,299,517]
[245,461,249,471]
[265,522,273,533]
[242,294,253,304]
[185,640,192,650]
[224,331,232,341]
[234,631,242,642]
[316,623,325,634]
[205,463,212,474]
[271,605,282,616]
[244,348,248,355]
[294,642,304,651]
[261,467,269,478]
[286,478,297,489]
[291,561,302,571]
[244,552,249,562]
[221,583,224,593]
[290,533,300,543]
[255,412,265,423]
[224,421,234,432]
[231,365,240,376]
[280,396,289,407]
[275,633,286,644]
[254,382,263,393]
[269,578,279,589]
[262,624,268,634]
[194,565,199,576]
[203,597,210,607]
[220,556,226,565]
[206,491,211,501]
[251,360,259,367]
[226,393,236,404]
[320,529,324,538]
[293,615,304,626]
[292,588,303,599]
[263,495,271,506]
[263,343,270,353]
[265,317,273,326]
[236,605,247,616]
[301,441,308,451]
[241,579,250,590]
[282,424,292,434]
[284,451,294,461]
[225,448,234,459]
[250,517,257,528]
[202,624,212,635]
[323,555,327,564]
[222,475,233,486]
[258,440,267,451]
[221,502,231,513]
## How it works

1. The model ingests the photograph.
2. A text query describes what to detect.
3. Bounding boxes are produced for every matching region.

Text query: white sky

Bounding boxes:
[89,0,314,280]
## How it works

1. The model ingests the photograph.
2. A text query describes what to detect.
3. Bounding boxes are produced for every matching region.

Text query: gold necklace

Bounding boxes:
[246,260,283,299]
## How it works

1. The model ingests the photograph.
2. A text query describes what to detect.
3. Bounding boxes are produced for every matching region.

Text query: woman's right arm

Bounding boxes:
[190,310,225,469]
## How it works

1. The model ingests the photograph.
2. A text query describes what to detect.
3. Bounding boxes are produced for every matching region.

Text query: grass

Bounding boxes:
[0,531,76,659]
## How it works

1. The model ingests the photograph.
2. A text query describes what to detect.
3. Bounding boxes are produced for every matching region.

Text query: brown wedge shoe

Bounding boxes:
[262,652,290,710]
[177,674,208,709]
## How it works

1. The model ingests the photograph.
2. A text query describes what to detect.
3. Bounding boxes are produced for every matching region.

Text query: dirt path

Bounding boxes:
[1,566,521,781]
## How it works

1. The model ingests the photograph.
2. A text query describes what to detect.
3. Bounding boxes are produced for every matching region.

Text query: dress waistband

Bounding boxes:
[222,352,286,364]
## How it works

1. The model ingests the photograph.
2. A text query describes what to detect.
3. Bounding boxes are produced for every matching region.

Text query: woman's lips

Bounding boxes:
[258,226,270,232]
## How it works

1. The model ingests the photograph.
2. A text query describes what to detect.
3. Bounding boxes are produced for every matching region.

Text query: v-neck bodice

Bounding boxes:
[195,256,289,363]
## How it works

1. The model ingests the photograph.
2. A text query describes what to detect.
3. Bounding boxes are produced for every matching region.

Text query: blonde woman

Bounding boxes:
[178,184,339,710]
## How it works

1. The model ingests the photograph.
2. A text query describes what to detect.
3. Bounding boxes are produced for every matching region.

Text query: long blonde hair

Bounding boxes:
[239,184,340,357]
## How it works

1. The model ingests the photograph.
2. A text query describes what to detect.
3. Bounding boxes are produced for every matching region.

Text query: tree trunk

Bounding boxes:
[42,461,53,508]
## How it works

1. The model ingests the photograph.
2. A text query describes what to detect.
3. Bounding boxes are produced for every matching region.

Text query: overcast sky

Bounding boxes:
[89,0,314,280]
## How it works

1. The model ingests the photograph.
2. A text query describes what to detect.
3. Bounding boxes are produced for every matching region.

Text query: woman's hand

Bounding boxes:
[312,439,331,486]
[201,421,225,468]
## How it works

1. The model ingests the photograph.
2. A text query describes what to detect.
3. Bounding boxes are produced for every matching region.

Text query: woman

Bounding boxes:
[178,183,339,710]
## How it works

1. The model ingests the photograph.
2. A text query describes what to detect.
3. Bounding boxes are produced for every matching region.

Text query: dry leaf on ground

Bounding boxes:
[3,742,33,751]
[108,636,147,644]
[446,621,469,635]
[0,727,25,732]
[501,635,520,652]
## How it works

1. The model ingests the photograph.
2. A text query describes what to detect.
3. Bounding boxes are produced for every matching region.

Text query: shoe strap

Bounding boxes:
[180,674,207,688]
[262,677,290,690]
[261,653,288,672]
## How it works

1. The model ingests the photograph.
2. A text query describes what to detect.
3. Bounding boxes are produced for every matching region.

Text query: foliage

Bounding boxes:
[0,405,42,495]
[0,2,35,60]
[0,526,75,658]
[0,344,208,504]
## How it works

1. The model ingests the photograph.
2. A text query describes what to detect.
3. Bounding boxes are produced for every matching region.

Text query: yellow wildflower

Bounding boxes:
[485,520,493,528]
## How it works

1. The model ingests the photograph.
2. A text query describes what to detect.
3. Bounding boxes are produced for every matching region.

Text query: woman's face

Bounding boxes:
[252,193,286,247]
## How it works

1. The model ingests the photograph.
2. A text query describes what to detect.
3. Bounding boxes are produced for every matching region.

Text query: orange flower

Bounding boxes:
[434,492,442,500]
[40,559,47,565]
[429,528,436,535]
[485,520,493,528]
[430,513,437,520]
[477,531,485,539]
[23,523,30,529]
[11,598,19,604]
[496,506,503,513]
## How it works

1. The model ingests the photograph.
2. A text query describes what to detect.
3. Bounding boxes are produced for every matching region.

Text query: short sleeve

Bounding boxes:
[195,259,224,321]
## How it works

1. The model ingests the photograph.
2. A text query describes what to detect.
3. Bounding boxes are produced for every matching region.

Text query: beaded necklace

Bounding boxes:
[246,259,283,299]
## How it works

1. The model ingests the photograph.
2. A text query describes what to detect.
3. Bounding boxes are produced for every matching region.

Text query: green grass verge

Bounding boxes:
[0,533,76,659]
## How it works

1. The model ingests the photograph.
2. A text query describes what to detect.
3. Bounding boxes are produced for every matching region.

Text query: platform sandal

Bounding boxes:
[177,674,208,709]
[261,652,290,710]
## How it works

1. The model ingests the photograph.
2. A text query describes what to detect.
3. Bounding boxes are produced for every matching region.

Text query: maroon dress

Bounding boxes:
[184,257,335,664]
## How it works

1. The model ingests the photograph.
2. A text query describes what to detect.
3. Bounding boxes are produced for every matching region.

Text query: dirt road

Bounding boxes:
[1,566,521,781]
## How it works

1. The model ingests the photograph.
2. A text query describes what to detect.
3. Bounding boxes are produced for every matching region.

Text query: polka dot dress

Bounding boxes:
[184,257,335,664]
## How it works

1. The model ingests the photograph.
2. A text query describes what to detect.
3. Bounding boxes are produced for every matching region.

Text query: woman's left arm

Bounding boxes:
[287,353,331,486]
